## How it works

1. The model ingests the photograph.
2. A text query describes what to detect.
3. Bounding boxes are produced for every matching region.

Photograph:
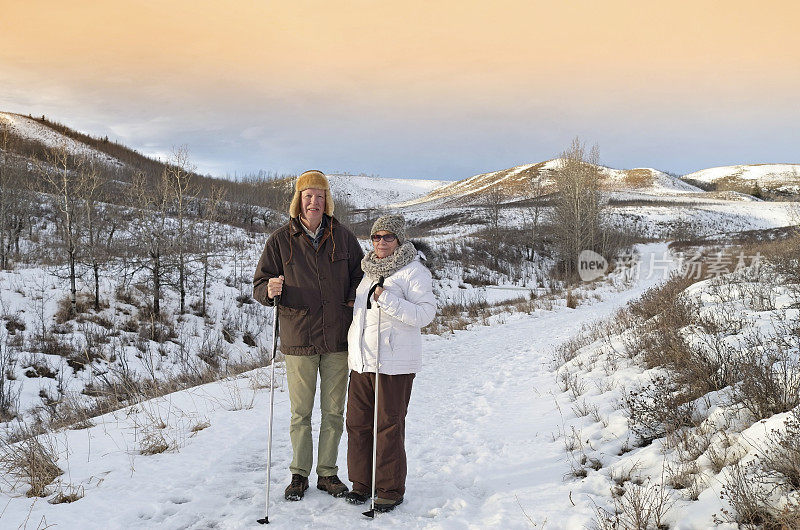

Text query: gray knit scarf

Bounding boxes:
[361,241,417,282]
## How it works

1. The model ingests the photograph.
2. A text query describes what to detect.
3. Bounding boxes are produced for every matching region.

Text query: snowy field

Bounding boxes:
[0,244,691,529]
[397,197,799,241]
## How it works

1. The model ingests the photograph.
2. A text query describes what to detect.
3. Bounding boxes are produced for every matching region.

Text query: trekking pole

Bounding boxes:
[257,295,280,525]
[363,277,384,519]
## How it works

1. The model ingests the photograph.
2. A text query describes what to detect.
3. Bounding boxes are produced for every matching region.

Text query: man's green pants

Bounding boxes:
[284,351,349,478]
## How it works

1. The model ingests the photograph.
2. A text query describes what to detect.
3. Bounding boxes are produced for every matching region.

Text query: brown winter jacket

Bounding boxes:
[253,215,364,356]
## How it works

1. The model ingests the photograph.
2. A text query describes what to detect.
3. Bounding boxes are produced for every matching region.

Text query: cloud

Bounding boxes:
[2,1,799,178]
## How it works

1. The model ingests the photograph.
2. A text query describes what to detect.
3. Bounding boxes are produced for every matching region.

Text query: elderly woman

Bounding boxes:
[344,215,436,512]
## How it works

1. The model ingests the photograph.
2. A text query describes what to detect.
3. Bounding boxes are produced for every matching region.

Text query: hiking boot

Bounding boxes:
[317,475,349,498]
[374,497,403,513]
[344,490,369,505]
[284,474,309,501]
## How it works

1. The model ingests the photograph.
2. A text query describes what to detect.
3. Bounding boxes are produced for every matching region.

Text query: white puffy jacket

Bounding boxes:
[348,257,436,375]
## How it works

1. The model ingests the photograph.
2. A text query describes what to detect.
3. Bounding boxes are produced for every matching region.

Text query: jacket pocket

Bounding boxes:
[278,305,310,347]
[331,250,349,262]
[379,327,394,358]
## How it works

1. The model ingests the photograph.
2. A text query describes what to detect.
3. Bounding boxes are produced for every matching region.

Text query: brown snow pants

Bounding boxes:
[346,370,415,500]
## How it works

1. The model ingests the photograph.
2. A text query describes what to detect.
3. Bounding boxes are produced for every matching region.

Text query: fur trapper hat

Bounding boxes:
[289,170,334,218]
[370,214,406,244]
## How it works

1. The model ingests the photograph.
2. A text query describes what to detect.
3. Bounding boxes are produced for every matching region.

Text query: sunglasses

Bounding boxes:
[371,233,397,242]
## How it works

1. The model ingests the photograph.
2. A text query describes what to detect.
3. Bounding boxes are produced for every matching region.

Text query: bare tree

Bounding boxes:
[524,175,545,262]
[551,137,605,279]
[484,185,504,268]
[166,147,196,315]
[196,185,226,316]
[4,184,32,265]
[127,170,173,319]
[78,158,114,311]
[0,121,10,270]
[0,124,33,268]
[40,143,83,315]
[486,185,503,235]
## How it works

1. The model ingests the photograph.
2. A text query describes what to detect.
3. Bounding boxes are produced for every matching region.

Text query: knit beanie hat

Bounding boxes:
[289,170,334,218]
[370,214,406,244]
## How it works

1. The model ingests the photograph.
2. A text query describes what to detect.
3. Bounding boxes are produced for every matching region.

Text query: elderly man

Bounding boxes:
[253,170,364,501]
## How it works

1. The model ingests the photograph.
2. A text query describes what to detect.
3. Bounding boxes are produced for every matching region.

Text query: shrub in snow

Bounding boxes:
[0,430,62,497]
[593,478,674,530]
[719,409,800,529]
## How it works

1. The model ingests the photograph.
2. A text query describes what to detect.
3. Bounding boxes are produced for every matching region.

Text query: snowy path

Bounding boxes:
[403,247,668,528]
[1,245,671,529]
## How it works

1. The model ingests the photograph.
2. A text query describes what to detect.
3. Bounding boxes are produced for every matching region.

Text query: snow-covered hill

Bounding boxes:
[683,164,800,195]
[397,159,703,209]
[326,173,448,209]
[0,112,121,168]
[385,159,797,242]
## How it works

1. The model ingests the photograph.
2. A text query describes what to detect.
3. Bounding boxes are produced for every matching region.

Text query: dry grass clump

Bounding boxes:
[665,461,703,500]
[628,272,698,324]
[139,428,173,455]
[593,478,674,530]
[53,293,91,324]
[720,463,800,529]
[566,290,578,309]
[0,430,63,497]
[22,358,57,379]
[719,409,800,529]
[554,334,595,366]
[219,379,256,411]
[423,300,477,334]
[190,420,210,433]
[35,333,80,358]
[737,321,800,419]
[4,312,26,334]
[623,374,700,447]
[50,483,85,504]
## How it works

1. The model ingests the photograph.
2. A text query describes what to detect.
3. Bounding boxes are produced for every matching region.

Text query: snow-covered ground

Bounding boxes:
[0,244,686,529]
[396,197,799,241]
[605,199,800,238]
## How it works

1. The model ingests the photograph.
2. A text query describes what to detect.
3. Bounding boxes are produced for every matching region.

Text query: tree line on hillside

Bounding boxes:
[0,116,299,231]
[0,121,304,329]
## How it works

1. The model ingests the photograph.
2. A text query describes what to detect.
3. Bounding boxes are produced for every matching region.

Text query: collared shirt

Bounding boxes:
[300,215,329,250]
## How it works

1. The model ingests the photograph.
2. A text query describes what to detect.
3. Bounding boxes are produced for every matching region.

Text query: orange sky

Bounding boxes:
[2,0,799,177]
